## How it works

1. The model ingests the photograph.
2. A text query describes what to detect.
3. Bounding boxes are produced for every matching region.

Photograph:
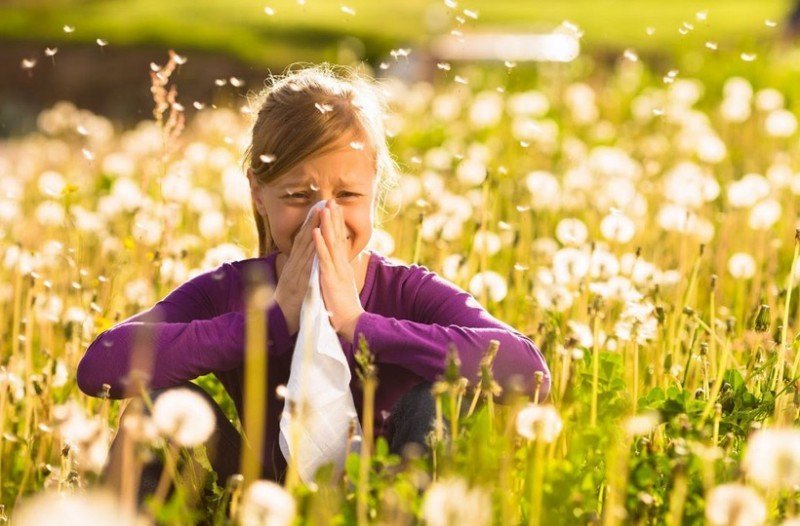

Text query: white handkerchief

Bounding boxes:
[278,200,363,484]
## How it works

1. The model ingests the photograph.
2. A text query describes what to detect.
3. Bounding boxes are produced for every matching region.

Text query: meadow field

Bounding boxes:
[4,3,800,525]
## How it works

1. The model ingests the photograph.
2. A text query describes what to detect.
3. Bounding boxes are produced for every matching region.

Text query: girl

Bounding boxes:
[77,64,551,491]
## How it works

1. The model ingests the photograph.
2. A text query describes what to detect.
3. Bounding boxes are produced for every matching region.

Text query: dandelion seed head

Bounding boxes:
[96,38,108,47]
[706,483,766,526]
[63,25,75,33]
[21,58,37,70]
[515,404,562,442]
[152,388,215,447]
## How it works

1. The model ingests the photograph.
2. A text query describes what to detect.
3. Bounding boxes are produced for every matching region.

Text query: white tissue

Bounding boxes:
[278,200,363,483]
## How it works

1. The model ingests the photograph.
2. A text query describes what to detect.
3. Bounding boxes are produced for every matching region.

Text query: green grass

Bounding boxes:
[0,0,792,66]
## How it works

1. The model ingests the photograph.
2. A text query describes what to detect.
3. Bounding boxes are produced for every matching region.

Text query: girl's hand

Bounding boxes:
[273,207,321,336]
[312,200,365,343]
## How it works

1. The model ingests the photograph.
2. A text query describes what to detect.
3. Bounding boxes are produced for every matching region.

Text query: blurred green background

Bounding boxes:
[0,0,794,135]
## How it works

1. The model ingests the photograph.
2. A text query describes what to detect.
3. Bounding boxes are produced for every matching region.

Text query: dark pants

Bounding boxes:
[103,380,439,506]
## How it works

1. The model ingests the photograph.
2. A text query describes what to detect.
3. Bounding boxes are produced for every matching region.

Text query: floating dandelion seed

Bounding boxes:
[314,102,334,114]
[310,183,319,191]
[82,149,94,161]
[706,41,718,50]
[741,53,757,62]
[765,19,777,27]
[444,0,457,8]
[193,101,205,110]
[173,53,187,65]
[149,62,160,72]
[653,108,664,116]
[44,47,58,57]
[230,77,244,87]
[520,140,530,147]
[172,102,184,112]
[96,38,108,47]
[390,48,411,60]
[214,78,227,86]
[451,29,464,38]
[696,10,708,21]
[264,6,275,15]
[437,62,451,71]
[454,75,468,84]
[646,26,655,36]
[63,25,75,33]
[678,27,689,35]
[259,154,276,163]
[682,21,694,30]
[504,60,517,68]
[455,15,466,24]
[21,58,37,70]
[349,141,364,150]
[76,125,88,136]
[298,0,305,4]
[379,62,389,70]
[463,8,478,19]
[341,5,356,15]
[623,49,639,61]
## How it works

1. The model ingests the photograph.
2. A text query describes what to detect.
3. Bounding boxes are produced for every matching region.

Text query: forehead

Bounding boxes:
[274,144,376,189]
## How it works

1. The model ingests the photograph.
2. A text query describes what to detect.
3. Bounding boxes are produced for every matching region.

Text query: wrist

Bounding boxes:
[338,309,365,344]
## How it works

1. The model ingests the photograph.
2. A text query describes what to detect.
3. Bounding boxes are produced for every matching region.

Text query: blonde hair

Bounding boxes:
[243,63,400,257]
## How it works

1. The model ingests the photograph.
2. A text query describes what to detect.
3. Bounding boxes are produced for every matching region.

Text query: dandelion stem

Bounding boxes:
[527,436,546,526]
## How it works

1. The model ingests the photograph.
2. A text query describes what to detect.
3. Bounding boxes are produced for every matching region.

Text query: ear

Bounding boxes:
[247,168,267,216]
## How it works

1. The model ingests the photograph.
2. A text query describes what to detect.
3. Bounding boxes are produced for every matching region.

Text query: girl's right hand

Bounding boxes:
[273,207,321,336]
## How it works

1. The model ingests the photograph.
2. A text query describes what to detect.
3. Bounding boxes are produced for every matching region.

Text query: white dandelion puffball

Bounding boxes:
[525,170,560,210]
[14,489,141,526]
[473,230,502,256]
[600,212,635,243]
[152,388,215,447]
[727,252,756,280]
[367,228,395,256]
[239,480,297,526]
[625,411,661,436]
[743,428,800,490]
[765,109,798,138]
[748,199,782,230]
[705,483,766,526]
[456,158,488,186]
[468,271,508,302]
[422,477,491,526]
[516,404,562,442]
[555,218,588,246]
[469,91,504,128]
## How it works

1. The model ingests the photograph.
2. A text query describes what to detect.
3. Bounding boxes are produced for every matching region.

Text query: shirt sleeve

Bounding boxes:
[353,267,551,401]
[76,263,297,399]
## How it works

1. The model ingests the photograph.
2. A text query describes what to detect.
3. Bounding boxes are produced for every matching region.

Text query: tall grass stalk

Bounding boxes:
[354,335,376,526]
[240,284,270,486]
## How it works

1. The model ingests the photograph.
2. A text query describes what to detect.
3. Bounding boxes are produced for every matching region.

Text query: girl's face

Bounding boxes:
[249,133,378,262]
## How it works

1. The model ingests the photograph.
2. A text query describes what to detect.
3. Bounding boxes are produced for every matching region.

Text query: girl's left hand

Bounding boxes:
[312,200,365,343]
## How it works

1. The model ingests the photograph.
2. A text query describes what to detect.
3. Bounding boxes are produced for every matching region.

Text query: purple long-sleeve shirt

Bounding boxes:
[77,249,550,477]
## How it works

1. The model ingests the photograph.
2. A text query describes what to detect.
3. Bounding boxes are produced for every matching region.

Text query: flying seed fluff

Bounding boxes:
[242,63,400,257]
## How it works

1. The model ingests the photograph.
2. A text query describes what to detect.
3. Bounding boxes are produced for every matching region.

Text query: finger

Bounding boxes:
[313,227,333,274]
[320,207,338,259]
[330,201,345,242]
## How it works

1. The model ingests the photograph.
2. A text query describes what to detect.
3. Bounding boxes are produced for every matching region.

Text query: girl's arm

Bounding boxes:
[354,269,551,401]
[76,263,297,399]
